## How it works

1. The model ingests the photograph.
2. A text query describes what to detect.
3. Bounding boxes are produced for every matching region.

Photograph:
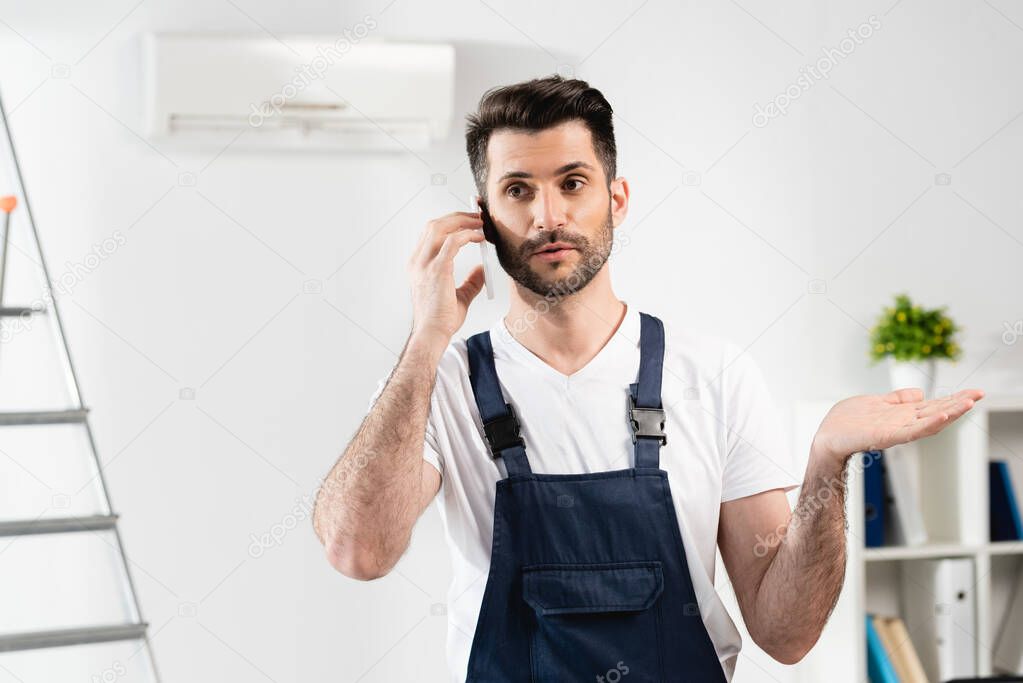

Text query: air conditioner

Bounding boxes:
[143,33,455,151]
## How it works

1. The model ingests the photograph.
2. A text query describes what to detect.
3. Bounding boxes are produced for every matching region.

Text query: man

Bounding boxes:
[312,75,982,682]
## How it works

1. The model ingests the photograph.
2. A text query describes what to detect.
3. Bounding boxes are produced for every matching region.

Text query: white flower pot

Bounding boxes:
[888,357,936,399]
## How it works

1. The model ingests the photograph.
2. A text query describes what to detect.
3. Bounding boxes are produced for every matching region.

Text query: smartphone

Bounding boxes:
[477,197,498,244]
[473,196,496,300]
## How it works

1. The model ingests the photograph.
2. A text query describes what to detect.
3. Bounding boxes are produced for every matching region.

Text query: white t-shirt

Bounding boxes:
[368,305,801,682]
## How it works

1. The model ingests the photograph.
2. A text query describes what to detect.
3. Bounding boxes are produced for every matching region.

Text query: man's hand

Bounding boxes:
[408,211,487,347]
[811,387,985,462]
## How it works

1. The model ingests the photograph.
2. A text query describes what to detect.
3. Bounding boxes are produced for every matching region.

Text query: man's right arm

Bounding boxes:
[311,332,446,580]
[311,209,487,580]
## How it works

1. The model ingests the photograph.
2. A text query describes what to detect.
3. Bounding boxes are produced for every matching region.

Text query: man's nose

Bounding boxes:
[531,188,568,233]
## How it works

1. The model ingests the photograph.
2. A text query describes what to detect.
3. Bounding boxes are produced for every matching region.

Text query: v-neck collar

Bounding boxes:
[491,303,641,384]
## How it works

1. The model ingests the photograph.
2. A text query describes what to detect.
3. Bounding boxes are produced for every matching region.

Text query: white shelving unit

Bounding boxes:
[793,394,1023,683]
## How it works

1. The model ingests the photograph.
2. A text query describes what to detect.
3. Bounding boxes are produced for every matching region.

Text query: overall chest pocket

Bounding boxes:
[522,561,664,683]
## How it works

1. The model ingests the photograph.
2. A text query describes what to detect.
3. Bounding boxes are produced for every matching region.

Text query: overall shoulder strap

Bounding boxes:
[466,331,532,477]
[628,313,667,469]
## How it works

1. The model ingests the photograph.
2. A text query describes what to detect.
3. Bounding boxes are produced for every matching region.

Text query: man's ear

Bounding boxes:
[609,176,630,229]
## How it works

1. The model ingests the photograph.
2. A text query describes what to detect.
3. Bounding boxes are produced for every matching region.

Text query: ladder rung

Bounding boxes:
[0,409,88,425]
[0,306,45,317]
[0,623,148,653]
[0,514,118,537]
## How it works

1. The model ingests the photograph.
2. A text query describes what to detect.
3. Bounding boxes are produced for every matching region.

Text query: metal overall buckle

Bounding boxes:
[483,403,525,457]
[628,395,667,445]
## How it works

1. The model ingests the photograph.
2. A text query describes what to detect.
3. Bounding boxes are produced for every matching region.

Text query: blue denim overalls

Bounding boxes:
[463,312,727,682]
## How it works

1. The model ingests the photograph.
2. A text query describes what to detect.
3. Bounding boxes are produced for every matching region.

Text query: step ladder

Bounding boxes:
[0,89,161,680]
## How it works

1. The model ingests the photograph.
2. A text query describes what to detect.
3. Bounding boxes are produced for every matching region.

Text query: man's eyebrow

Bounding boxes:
[497,161,596,183]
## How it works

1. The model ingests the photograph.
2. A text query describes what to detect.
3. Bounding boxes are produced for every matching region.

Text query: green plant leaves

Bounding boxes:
[868,292,961,363]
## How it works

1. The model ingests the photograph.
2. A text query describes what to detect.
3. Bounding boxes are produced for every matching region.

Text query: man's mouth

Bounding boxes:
[531,242,577,261]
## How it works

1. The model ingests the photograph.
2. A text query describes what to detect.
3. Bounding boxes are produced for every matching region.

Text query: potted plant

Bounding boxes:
[869,293,961,398]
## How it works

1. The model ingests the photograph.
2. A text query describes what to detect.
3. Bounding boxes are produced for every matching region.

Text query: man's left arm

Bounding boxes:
[717,387,985,665]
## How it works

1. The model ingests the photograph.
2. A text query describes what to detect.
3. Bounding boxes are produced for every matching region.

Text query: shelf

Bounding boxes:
[864,543,979,561]
[978,394,1023,413]
[987,541,1023,556]
[863,541,1023,561]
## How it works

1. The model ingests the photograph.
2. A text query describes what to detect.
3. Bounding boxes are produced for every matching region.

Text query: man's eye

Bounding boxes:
[564,178,584,191]
[507,185,529,198]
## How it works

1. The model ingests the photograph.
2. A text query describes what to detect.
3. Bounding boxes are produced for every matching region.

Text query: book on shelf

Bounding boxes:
[873,614,928,683]
[866,614,899,683]
[990,460,1023,542]
[865,613,929,682]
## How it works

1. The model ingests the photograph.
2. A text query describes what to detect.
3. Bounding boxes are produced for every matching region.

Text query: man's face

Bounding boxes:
[483,120,624,298]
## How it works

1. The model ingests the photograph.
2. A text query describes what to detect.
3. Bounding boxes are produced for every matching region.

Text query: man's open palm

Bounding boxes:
[812,387,985,460]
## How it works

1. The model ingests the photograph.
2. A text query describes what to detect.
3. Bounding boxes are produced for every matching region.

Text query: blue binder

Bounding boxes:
[990,460,1023,541]
[864,450,885,547]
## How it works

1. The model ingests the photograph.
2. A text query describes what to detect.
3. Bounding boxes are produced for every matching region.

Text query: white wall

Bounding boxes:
[0,0,1021,681]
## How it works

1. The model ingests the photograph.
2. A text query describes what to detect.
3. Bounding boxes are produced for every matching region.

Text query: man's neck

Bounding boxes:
[503,268,626,376]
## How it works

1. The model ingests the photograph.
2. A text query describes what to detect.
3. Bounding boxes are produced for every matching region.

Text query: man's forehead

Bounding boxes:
[486,121,597,180]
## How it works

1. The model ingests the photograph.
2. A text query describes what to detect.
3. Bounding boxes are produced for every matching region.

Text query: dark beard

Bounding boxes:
[493,204,614,298]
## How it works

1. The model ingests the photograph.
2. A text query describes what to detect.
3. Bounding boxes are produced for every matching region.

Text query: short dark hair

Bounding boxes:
[465,75,617,201]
